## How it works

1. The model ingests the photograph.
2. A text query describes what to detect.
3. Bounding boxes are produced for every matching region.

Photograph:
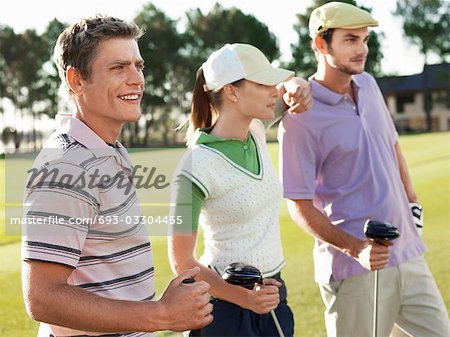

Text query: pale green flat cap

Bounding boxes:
[309,1,378,38]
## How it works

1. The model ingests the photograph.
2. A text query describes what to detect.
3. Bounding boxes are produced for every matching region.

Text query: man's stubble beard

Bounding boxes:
[327,45,366,75]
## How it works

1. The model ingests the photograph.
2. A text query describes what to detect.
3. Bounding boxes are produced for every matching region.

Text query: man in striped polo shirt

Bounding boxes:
[21,15,212,337]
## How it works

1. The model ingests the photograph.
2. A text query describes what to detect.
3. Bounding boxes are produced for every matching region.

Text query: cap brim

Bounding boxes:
[313,21,379,37]
[337,22,379,29]
[245,67,294,86]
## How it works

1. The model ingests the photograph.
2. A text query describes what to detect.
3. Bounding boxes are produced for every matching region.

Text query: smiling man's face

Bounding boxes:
[76,38,145,130]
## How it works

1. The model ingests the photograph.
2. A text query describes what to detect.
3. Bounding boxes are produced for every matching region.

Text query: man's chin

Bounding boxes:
[126,112,142,123]
[337,63,365,75]
[351,64,366,74]
[346,67,365,75]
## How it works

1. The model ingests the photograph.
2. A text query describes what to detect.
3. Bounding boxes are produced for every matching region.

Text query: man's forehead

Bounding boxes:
[335,27,370,37]
[95,38,143,62]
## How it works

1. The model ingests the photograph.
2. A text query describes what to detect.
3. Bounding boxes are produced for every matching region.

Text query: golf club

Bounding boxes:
[222,262,286,337]
[364,220,400,337]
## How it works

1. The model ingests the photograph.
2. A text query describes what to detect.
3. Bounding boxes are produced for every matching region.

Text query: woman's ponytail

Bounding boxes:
[187,67,218,145]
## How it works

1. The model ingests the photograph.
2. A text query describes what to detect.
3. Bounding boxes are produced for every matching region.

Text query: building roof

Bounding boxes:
[376,63,449,95]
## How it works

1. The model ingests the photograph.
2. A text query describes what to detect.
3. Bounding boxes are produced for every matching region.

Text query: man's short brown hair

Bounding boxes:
[312,28,335,56]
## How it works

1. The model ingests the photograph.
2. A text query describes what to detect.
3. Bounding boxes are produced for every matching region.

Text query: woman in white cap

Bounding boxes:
[168,43,309,337]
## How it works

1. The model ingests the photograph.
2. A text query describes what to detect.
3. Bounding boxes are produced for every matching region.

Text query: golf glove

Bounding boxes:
[409,202,423,235]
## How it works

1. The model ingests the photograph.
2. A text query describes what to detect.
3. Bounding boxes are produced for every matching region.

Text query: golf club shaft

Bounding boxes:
[270,310,285,337]
[373,269,378,337]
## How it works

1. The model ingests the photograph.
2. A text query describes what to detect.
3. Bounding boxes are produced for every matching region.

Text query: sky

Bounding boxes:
[0,0,440,76]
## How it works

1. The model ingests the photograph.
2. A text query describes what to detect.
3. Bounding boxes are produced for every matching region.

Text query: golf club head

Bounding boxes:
[364,220,400,243]
[222,262,263,289]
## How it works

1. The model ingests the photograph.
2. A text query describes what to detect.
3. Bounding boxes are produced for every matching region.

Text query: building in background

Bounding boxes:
[377,63,450,133]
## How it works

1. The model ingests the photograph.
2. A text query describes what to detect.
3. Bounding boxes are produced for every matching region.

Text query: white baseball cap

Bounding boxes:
[202,43,294,92]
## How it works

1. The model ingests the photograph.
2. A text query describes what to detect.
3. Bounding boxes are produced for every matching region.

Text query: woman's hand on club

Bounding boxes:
[244,278,280,314]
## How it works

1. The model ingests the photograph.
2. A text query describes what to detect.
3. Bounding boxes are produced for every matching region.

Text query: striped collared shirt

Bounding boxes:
[22,115,155,337]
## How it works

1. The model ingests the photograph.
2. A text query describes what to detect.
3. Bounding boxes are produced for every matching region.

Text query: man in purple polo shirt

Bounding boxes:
[278,2,449,337]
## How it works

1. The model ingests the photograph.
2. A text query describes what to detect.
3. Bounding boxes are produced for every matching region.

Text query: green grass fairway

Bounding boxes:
[1,132,449,336]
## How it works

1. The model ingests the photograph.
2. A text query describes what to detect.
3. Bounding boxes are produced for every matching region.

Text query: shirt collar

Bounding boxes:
[195,127,251,145]
[309,75,361,105]
[56,114,122,159]
[351,75,362,90]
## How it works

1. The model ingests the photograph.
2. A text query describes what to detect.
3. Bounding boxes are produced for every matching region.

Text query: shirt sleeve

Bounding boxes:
[278,116,319,200]
[22,161,99,268]
[170,174,205,233]
[371,75,398,144]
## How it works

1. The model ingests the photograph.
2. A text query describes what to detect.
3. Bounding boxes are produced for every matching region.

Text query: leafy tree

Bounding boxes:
[0,26,24,150]
[394,0,449,131]
[0,26,21,106]
[1,126,16,147]
[394,0,449,64]
[38,18,68,119]
[132,3,281,145]
[185,3,280,65]
[0,26,49,150]
[134,3,188,146]
[289,0,383,77]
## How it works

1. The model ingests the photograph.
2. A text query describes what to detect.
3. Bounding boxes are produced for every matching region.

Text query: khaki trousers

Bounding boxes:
[319,256,449,337]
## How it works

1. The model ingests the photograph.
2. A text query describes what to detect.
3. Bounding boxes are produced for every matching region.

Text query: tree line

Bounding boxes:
[1,0,447,151]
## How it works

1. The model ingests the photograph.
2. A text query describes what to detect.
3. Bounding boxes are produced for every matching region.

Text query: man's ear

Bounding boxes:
[66,67,84,95]
[314,36,328,54]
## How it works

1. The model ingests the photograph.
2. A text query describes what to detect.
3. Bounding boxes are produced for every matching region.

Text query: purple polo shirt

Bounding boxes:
[278,72,425,283]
